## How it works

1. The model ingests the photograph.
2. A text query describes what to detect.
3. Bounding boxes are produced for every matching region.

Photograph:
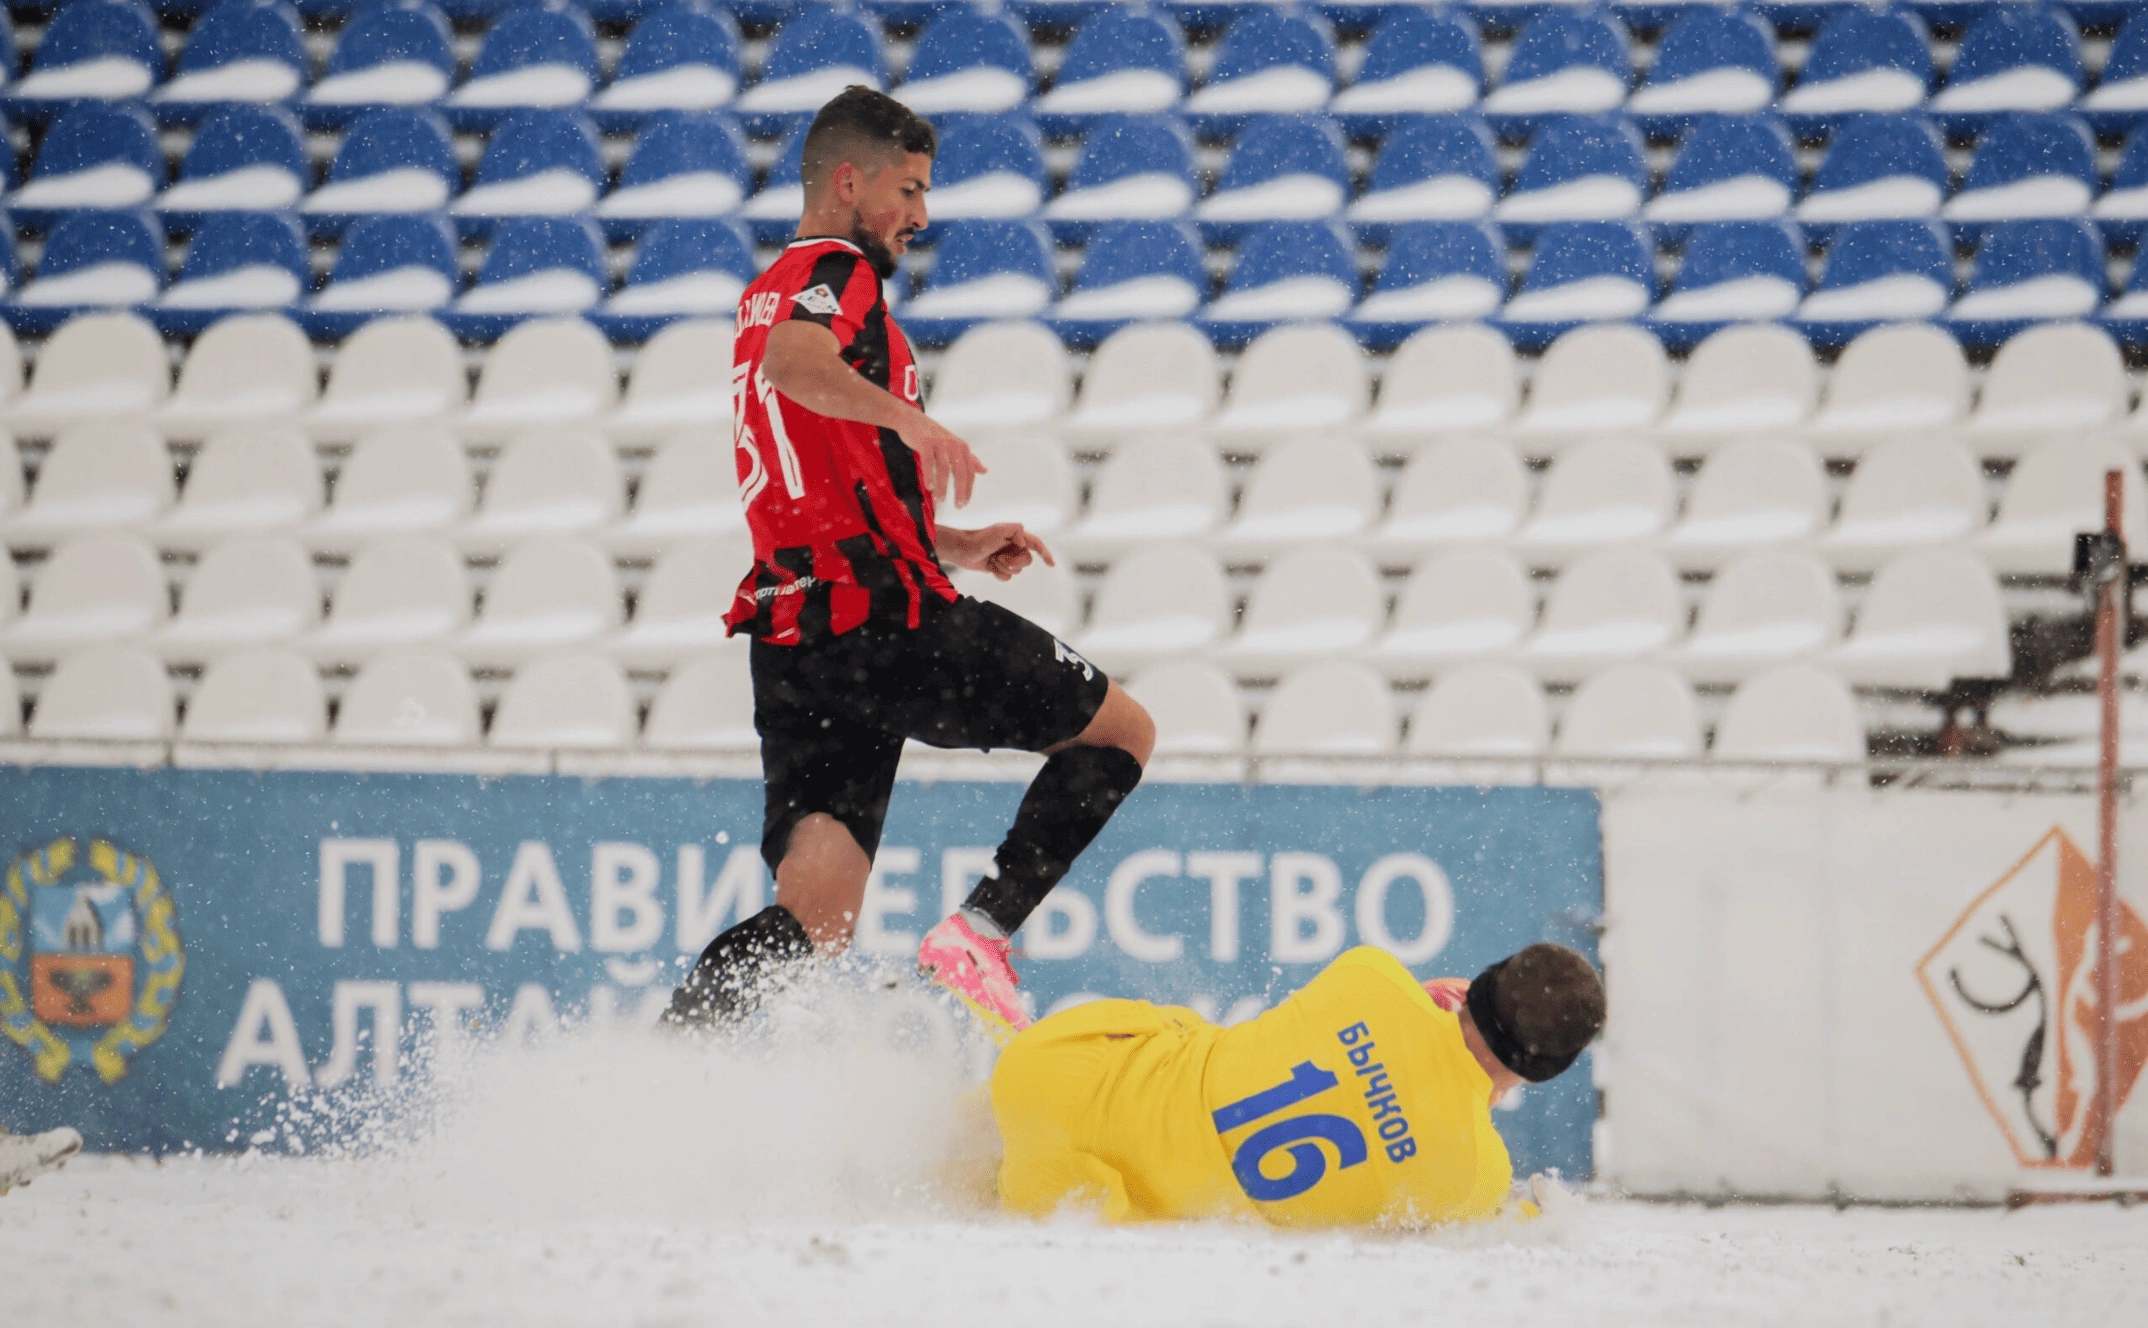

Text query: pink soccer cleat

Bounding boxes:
[919,913,1031,1044]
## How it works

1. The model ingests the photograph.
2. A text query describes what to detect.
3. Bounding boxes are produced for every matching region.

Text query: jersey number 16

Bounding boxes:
[1211,1061,1369,1202]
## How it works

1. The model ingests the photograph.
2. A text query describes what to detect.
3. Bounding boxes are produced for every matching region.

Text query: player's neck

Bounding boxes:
[1460,1010,1525,1104]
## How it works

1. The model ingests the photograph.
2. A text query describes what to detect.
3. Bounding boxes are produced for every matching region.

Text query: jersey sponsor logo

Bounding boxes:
[740,290,785,330]
[753,576,823,601]
[792,283,843,317]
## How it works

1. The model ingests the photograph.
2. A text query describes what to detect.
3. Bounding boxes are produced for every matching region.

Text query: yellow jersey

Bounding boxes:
[990,946,1514,1226]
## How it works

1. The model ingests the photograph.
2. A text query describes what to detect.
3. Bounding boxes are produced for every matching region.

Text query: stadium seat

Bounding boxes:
[154,314,316,441]
[895,8,1031,116]
[1648,221,1805,350]
[1948,218,2105,348]
[4,0,162,117]
[461,317,617,440]
[449,112,605,230]
[1493,115,1647,228]
[594,217,755,339]
[0,330,22,416]
[2,422,171,549]
[154,107,307,229]
[1516,547,1684,681]
[595,114,752,232]
[301,213,458,336]
[6,211,165,333]
[304,534,470,662]
[900,219,1056,346]
[1658,323,1819,447]
[1978,436,2148,576]
[1405,664,1548,772]
[1073,542,1231,673]
[740,123,807,245]
[299,109,457,233]
[302,1,454,127]
[2094,126,2148,249]
[1553,664,1702,766]
[1216,546,1385,677]
[1370,547,1533,682]
[7,104,164,223]
[178,646,325,743]
[1711,664,1864,765]
[1064,434,1227,556]
[305,316,463,442]
[459,428,621,554]
[1805,321,1970,454]
[1048,221,1205,347]
[1819,435,1984,573]
[1209,321,1368,447]
[150,425,319,549]
[1362,436,1527,559]
[1663,437,1828,570]
[333,649,480,745]
[590,4,739,124]
[1644,115,1798,227]
[1362,324,1518,443]
[1795,114,1946,234]
[0,646,14,735]
[448,219,609,338]
[1829,548,2012,690]
[1064,321,1219,439]
[1510,322,1669,440]
[1201,223,1358,345]
[1943,114,2096,231]
[1185,8,1335,131]
[0,532,167,661]
[1348,221,1504,349]
[152,0,308,125]
[1675,550,1841,685]
[609,534,749,667]
[1216,436,1378,555]
[28,646,173,741]
[1196,118,1350,236]
[1992,691,2148,760]
[2083,12,2148,134]
[1345,116,1498,235]
[6,311,167,434]
[1794,220,1953,348]
[642,647,756,751]
[1778,8,1933,133]
[1968,322,2127,457]
[489,652,636,748]
[456,536,621,667]
[1127,660,1246,757]
[924,118,1048,223]
[1329,9,1482,136]
[960,435,1077,536]
[153,213,309,332]
[607,431,739,557]
[1513,436,1675,566]
[1032,7,1184,129]
[1253,660,1397,779]
[927,321,1069,435]
[1043,116,1196,236]
[2102,248,2148,347]
[150,533,317,662]
[733,6,885,132]
[1927,5,2082,131]
[1626,8,1777,132]
[609,320,733,444]
[1498,222,1655,350]
[306,427,470,551]
[951,560,1080,639]
[1480,9,1631,133]
[445,2,598,128]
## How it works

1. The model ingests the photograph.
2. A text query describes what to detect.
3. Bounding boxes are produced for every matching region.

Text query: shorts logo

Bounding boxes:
[1918,827,2148,1167]
[792,284,843,317]
[0,837,185,1085]
[1053,639,1095,681]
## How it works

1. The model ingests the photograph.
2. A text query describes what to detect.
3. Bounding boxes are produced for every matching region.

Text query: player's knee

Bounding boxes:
[1079,684,1155,768]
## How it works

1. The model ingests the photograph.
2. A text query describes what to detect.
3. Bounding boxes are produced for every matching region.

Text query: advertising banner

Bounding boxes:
[0,768,1604,1181]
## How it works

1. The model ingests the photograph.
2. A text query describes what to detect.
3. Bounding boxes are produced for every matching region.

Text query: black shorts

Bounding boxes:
[751,594,1110,869]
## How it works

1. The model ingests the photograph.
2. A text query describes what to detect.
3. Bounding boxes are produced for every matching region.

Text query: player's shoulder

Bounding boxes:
[747,237,876,317]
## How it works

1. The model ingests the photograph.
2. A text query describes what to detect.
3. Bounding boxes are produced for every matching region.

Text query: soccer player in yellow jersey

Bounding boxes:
[988,942,1605,1227]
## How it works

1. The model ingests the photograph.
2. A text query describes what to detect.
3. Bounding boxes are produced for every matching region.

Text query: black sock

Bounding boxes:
[661,904,815,1030]
[964,746,1144,937]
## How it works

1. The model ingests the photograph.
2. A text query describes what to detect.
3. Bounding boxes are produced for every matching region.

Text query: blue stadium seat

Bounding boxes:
[1308,1,1426,37]
[1200,218,1357,345]
[298,213,458,337]
[594,111,751,237]
[901,218,1056,347]
[1942,113,2095,234]
[733,6,886,134]
[301,1,453,129]
[1033,7,1185,132]
[1779,9,1933,136]
[1497,220,1653,351]
[742,122,807,245]
[1007,0,1115,30]
[1928,5,2082,134]
[1184,8,1336,133]
[1345,115,1498,239]
[0,222,20,301]
[927,116,1047,221]
[1648,219,1805,350]
[1625,8,1779,136]
[1480,8,1631,137]
[1494,114,1647,231]
[2098,247,2148,349]
[2092,122,2148,246]
[450,112,606,231]
[594,217,757,342]
[858,1,973,25]
[589,4,740,127]
[1196,117,1350,239]
[151,211,308,333]
[1644,114,1798,229]
[8,103,165,228]
[1609,0,1742,36]
[1046,219,1205,346]
[898,7,1033,116]
[1795,113,1947,232]
[6,210,165,333]
[300,108,457,234]
[4,0,161,120]
[1795,219,1952,348]
[1042,114,1196,239]
[1329,8,1482,137]
[155,105,308,228]
[446,216,609,339]
[1346,219,1505,350]
[727,0,806,24]
[1948,218,2104,348]
[444,1,598,130]
[1747,1,1877,35]
[2082,13,2148,136]
[151,0,308,126]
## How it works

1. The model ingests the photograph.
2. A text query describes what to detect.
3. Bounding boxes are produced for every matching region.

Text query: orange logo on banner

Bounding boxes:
[30,953,136,1027]
[1917,828,2148,1168]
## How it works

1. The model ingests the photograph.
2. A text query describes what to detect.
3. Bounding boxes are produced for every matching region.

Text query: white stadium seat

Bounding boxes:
[609,430,743,557]
[460,318,618,442]
[1554,663,1702,759]
[2,421,173,549]
[1968,322,2126,459]
[459,428,624,554]
[1819,436,1986,574]
[952,561,1081,640]
[1406,663,1549,760]
[1,533,168,662]
[0,653,17,737]
[306,535,471,664]
[180,647,327,743]
[608,320,733,445]
[151,534,319,663]
[1362,437,1529,560]
[305,317,467,443]
[1073,542,1231,674]
[1065,323,1221,442]
[0,554,15,632]
[306,427,473,552]
[490,651,638,749]
[1805,323,1969,456]
[1371,547,1534,682]
[1658,324,1820,448]
[154,314,319,442]
[30,645,174,741]
[1675,550,1842,685]
[1662,437,1829,570]
[928,321,1071,435]
[0,324,23,415]
[1363,324,1520,447]
[1253,660,1397,779]
[8,313,169,435]
[1513,436,1674,566]
[333,650,481,746]
[1063,435,1227,557]
[1712,664,1866,764]
[1976,437,2148,576]
[0,433,21,521]
[151,427,321,551]
[1215,545,1386,676]
[643,647,757,751]
[1829,548,2012,689]
[1210,323,1370,452]
[1128,660,1247,756]
[609,533,752,669]
[1517,548,1685,682]
[457,537,622,668]
[1511,325,1670,443]
[1216,436,1379,556]
[962,436,1078,536]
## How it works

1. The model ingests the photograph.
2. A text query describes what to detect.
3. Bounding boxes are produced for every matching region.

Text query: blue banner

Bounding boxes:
[0,768,1602,1179]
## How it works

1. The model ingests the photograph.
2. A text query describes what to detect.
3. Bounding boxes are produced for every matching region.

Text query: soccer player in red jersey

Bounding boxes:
[662,89,1154,1034]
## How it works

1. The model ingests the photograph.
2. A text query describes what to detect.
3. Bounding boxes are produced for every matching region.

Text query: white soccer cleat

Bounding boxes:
[0,1126,83,1195]
[918,913,1032,1045]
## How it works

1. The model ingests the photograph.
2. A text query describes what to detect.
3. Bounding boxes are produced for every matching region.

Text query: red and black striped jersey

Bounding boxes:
[723,236,956,645]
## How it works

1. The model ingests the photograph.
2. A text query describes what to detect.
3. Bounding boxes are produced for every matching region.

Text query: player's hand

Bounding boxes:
[898,414,987,507]
[943,523,1056,580]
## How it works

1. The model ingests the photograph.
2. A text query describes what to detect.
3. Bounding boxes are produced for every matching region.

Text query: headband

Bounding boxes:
[1465,956,1585,1084]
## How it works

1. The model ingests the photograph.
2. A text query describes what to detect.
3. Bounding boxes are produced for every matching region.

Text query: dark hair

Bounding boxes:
[801,87,937,195]
[1465,943,1605,1083]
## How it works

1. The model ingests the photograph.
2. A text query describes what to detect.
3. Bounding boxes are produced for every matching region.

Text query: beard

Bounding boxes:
[850,220,903,280]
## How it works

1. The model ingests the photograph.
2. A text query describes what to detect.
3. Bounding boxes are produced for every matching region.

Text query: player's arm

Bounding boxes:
[938,523,1056,581]
[761,319,986,505]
